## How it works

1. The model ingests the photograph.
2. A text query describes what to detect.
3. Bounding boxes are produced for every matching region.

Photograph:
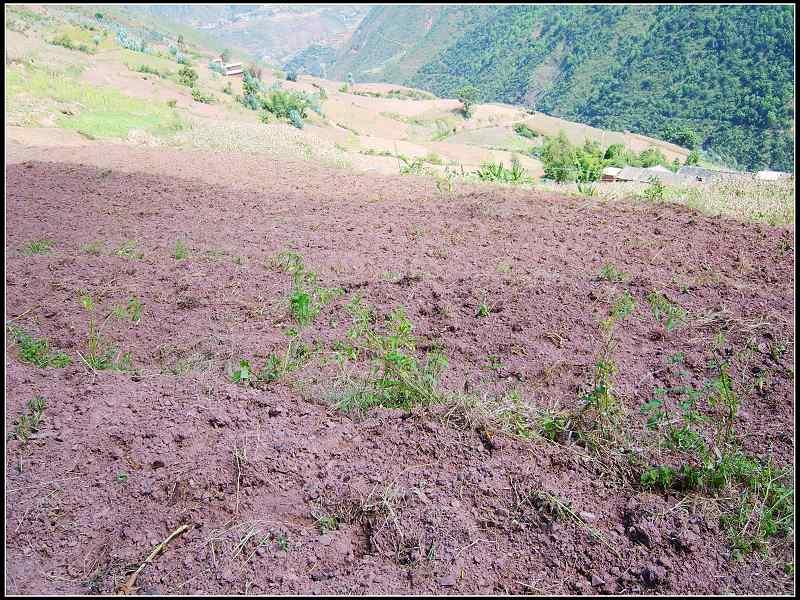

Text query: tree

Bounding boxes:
[540,131,578,182]
[685,149,700,166]
[177,65,198,88]
[661,123,700,149]
[456,84,480,118]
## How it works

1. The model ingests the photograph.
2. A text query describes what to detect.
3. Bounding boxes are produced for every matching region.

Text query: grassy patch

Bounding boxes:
[331,297,448,414]
[5,64,184,139]
[7,326,71,368]
[21,239,53,256]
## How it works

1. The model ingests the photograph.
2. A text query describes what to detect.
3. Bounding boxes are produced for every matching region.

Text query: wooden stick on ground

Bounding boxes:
[117,524,190,595]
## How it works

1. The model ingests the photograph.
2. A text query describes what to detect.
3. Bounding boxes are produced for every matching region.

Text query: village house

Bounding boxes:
[210,56,243,76]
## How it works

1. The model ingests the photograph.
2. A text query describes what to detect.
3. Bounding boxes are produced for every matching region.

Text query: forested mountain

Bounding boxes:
[335,4,795,171]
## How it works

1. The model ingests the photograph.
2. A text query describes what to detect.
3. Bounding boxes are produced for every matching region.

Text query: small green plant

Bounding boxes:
[537,410,570,442]
[598,262,626,283]
[112,297,143,324]
[81,241,104,255]
[114,240,143,260]
[332,299,448,414]
[708,361,738,447]
[116,471,129,483]
[272,251,342,328]
[173,239,189,260]
[641,465,677,489]
[167,99,177,108]
[485,354,503,374]
[50,33,74,50]
[276,534,289,552]
[476,300,491,318]
[642,177,666,202]
[398,155,427,176]
[230,360,253,384]
[315,514,338,534]
[580,358,619,422]
[22,239,53,256]
[11,396,47,442]
[611,290,636,319]
[79,295,134,372]
[646,291,687,332]
[7,326,71,368]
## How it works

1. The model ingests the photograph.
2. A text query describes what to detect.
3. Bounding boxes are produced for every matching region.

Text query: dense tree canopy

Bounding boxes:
[406,5,794,171]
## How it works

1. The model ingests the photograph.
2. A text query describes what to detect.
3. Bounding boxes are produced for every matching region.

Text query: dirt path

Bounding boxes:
[5,140,794,595]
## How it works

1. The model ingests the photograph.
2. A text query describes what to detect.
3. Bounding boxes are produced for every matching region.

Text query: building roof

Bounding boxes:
[677,166,742,181]
[616,166,646,181]
[755,170,791,180]
[616,165,689,186]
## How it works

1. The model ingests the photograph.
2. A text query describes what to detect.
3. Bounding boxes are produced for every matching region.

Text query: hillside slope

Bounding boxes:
[336,5,795,172]
[125,4,371,65]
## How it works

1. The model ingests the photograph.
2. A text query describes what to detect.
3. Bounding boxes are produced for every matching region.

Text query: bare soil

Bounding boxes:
[4,140,794,595]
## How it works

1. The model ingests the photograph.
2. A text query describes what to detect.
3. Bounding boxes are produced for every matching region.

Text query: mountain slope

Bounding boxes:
[125,4,371,65]
[329,5,491,84]
[337,4,795,171]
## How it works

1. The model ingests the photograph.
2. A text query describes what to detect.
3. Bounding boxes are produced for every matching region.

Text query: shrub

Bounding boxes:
[514,122,539,139]
[288,108,304,129]
[475,157,532,184]
[116,28,146,53]
[685,149,700,166]
[661,123,700,149]
[456,84,480,118]
[642,177,667,202]
[638,147,669,168]
[191,87,215,104]
[242,69,262,96]
[540,131,578,182]
[261,90,310,119]
[177,65,198,87]
[51,33,74,50]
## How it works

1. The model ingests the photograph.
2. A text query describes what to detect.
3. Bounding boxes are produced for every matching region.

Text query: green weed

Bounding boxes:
[598,263,626,283]
[173,239,189,260]
[332,299,448,414]
[10,396,47,442]
[78,295,135,372]
[21,239,53,256]
[81,241,104,255]
[647,291,687,332]
[7,326,71,368]
[114,240,143,260]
